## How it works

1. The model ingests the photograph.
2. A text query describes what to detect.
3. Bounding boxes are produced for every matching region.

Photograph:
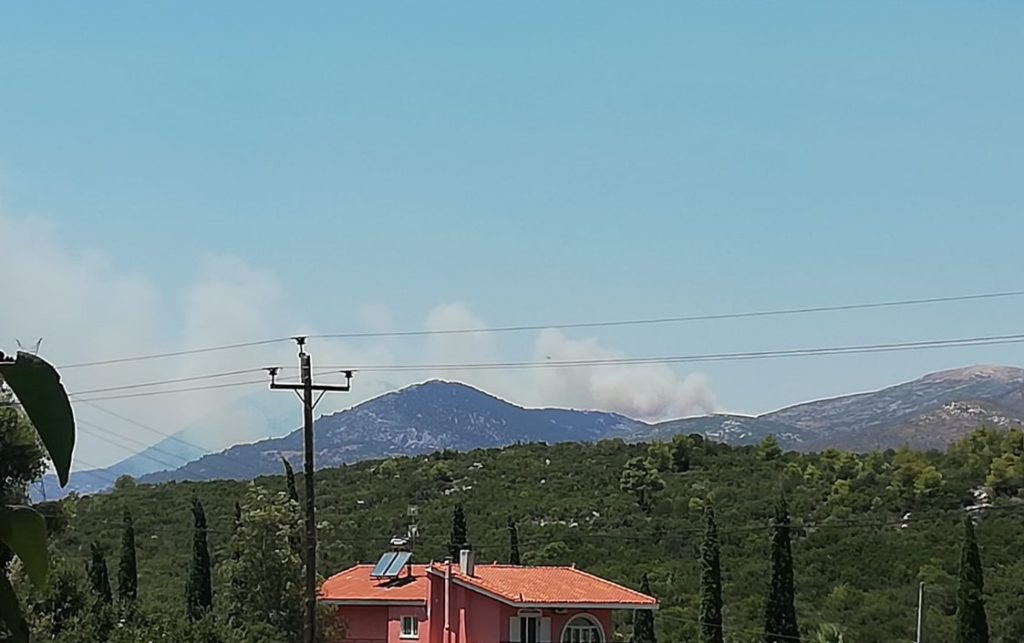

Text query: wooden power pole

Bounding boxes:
[916,581,926,643]
[268,338,352,643]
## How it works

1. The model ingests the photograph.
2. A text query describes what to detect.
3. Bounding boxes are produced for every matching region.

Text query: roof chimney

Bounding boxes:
[459,548,475,577]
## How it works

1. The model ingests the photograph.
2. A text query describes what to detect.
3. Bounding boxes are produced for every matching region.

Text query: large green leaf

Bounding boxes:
[0,351,75,486]
[0,573,29,643]
[0,506,48,589]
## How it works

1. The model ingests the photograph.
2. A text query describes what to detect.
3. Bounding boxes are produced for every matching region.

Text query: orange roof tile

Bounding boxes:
[429,564,657,608]
[319,564,428,605]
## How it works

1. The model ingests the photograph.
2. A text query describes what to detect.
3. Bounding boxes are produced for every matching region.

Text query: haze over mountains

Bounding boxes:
[36,364,1024,499]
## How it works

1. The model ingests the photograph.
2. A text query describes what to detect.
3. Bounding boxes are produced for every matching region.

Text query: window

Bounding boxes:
[519,616,539,643]
[400,615,419,639]
[562,616,603,643]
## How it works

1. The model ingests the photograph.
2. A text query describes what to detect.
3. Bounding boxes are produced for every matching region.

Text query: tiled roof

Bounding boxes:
[319,564,428,604]
[320,563,657,609]
[429,564,658,608]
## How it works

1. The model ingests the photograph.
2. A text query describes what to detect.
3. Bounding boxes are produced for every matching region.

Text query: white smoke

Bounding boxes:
[527,328,715,420]
[423,302,511,393]
[420,302,716,421]
[0,211,399,467]
[1,209,715,469]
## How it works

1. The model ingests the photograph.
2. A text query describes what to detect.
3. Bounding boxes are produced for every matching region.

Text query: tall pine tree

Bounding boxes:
[185,498,212,620]
[282,457,300,505]
[632,573,657,643]
[507,516,521,565]
[448,503,469,560]
[700,502,724,643]
[281,458,302,556]
[117,509,137,603]
[764,495,800,643]
[87,542,112,605]
[955,517,989,643]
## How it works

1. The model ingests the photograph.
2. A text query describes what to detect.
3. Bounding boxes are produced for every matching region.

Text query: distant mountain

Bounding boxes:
[33,391,298,501]
[642,414,808,449]
[801,399,1024,453]
[139,380,646,484]
[630,365,1024,452]
[765,365,1024,437]
[55,366,1024,491]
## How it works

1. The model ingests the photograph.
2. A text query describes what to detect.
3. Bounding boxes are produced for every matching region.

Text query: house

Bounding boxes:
[319,549,658,643]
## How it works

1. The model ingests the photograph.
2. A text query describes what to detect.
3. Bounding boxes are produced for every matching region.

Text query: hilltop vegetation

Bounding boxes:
[44,367,1024,500]
[34,428,1024,642]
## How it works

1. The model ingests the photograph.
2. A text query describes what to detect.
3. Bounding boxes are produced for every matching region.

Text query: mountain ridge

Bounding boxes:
[137,379,646,485]
[41,365,1024,497]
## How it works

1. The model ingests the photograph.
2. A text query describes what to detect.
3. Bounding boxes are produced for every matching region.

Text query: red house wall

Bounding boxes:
[334,604,389,641]
[331,574,622,642]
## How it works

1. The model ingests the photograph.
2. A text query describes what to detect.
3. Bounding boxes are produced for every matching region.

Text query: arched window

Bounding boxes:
[561,615,603,643]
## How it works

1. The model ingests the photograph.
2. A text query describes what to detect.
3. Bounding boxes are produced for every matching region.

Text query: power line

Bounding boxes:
[75,419,249,481]
[54,289,1024,370]
[325,331,1024,372]
[63,331,1024,401]
[67,367,348,402]
[70,378,270,402]
[66,366,343,400]
[58,337,289,370]
[70,367,269,396]
[78,421,188,472]
[71,398,262,474]
[310,289,1024,339]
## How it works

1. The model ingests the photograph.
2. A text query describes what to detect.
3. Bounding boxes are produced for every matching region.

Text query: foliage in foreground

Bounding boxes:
[0,351,76,642]
[34,426,1024,642]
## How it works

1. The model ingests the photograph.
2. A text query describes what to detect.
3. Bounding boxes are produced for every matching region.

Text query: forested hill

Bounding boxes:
[47,427,1024,642]
[42,366,1024,500]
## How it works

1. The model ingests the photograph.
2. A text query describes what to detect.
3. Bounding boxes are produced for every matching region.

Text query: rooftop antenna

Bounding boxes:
[15,338,43,355]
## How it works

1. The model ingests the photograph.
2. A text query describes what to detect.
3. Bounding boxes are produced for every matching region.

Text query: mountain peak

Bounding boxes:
[402,378,486,392]
[391,379,505,402]
[920,365,1024,383]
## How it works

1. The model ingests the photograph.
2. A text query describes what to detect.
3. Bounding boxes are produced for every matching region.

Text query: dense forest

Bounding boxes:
[11,421,1024,642]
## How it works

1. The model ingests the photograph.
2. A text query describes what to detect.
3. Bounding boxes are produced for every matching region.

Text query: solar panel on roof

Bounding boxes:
[384,551,412,577]
[371,552,399,578]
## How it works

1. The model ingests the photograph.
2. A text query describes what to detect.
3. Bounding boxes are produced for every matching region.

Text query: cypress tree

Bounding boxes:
[281,458,302,556]
[228,499,245,621]
[763,495,800,643]
[282,457,300,506]
[507,516,521,565]
[87,542,112,604]
[185,498,212,620]
[448,503,469,559]
[632,573,657,643]
[117,509,138,603]
[700,503,724,643]
[955,517,989,643]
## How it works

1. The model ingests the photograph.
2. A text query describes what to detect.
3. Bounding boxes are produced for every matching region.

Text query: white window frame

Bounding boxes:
[400,614,419,639]
[560,614,604,643]
[519,615,539,643]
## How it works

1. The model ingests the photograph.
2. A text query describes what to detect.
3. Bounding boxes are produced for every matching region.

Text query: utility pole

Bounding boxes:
[915,581,926,643]
[268,338,352,643]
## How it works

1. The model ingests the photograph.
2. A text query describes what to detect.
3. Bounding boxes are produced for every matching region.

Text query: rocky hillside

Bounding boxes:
[638,365,1024,452]
[801,399,1024,452]
[139,380,644,484]
[766,365,1024,437]
[55,365,1024,490]
[642,414,806,447]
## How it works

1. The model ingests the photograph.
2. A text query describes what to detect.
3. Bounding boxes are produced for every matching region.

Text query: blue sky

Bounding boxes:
[2,3,1023,465]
